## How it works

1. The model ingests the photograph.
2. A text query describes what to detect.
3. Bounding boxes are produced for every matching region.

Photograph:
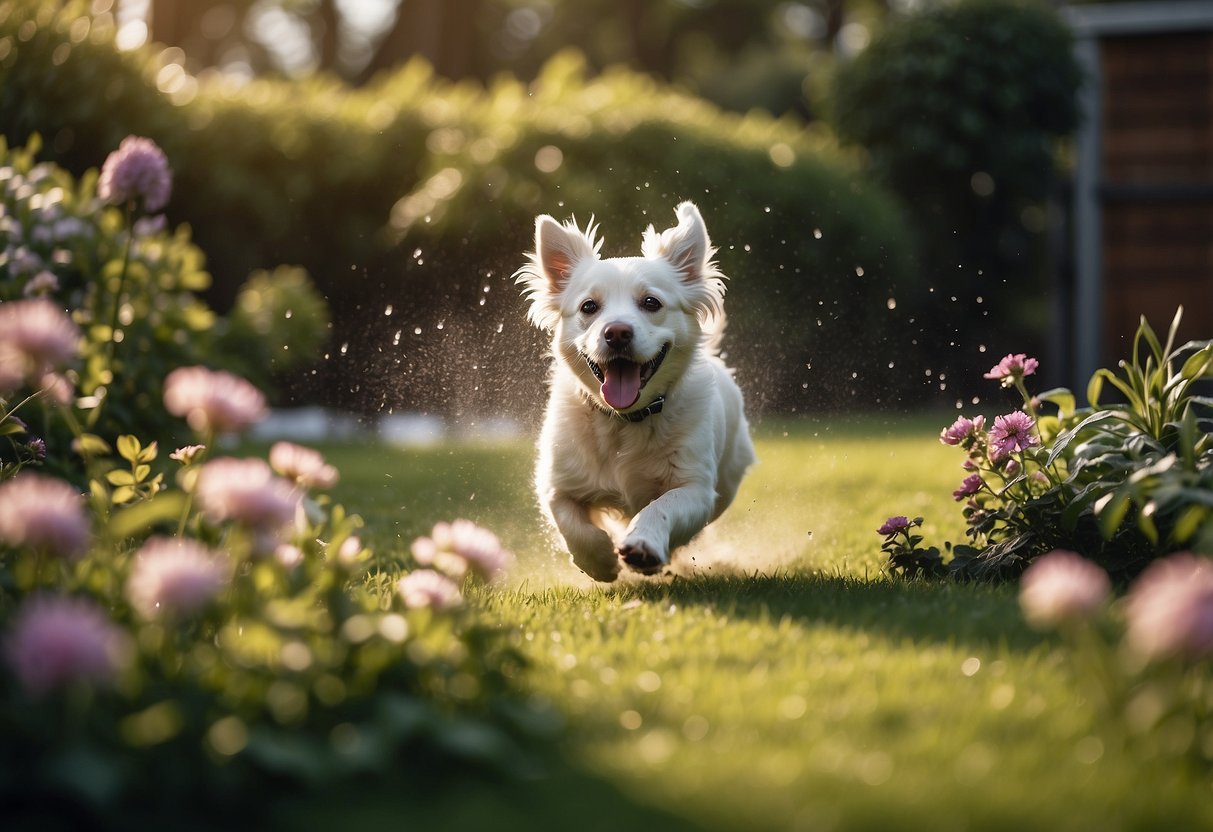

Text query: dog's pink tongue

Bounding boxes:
[602,360,641,410]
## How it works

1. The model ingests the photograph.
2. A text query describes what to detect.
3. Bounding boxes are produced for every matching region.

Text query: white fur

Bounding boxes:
[515,201,756,581]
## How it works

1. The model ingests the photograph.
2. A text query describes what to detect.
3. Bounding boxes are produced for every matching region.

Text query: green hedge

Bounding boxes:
[830,0,1081,384]
[0,1,922,416]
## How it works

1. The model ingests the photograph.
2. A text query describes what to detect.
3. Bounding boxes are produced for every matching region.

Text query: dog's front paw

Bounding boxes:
[570,547,621,583]
[618,539,668,575]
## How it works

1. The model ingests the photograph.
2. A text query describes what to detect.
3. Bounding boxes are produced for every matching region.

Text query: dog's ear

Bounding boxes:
[536,215,596,293]
[646,201,710,284]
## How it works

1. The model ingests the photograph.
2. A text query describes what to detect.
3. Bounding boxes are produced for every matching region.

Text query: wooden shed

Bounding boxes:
[1064,1,1213,386]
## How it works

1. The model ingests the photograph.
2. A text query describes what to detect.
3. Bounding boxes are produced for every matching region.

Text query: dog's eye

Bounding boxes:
[580,299,599,315]
[641,296,662,312]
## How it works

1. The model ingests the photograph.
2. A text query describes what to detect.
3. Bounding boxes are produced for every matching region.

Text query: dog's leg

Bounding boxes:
[619,485,715,574]
[549,493,620,582]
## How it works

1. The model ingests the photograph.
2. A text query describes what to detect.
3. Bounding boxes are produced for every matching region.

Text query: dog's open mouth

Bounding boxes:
[585,343,669,410]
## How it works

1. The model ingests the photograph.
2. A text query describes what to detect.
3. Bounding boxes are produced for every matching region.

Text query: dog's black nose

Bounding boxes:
[603,322,633,350]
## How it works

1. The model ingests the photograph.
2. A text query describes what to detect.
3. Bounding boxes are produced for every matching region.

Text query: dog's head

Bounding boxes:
[516,201,726,415]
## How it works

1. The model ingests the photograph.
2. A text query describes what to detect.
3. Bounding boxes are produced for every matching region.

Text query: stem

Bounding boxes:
[104,202,136,371]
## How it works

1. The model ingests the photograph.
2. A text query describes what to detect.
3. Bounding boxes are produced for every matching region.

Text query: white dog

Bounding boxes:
[515,201,755,582]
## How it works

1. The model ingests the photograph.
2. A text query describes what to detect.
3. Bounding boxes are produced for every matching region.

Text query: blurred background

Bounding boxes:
[1,0,1208,428]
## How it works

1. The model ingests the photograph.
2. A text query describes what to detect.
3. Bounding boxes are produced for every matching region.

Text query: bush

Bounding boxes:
[0,135,328,464]
[0,174,539,826]
[0,2,922,416]
[831,0,1082,389]
[880,309,1213,583]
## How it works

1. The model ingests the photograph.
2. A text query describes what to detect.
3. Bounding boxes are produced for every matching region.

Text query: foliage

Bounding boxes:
[1016,550,1213,775]
[0,135,328,462]
[0,0,921,415]
[0,164,539,825]
[830,0,1082,385]
[884,309,1213,583]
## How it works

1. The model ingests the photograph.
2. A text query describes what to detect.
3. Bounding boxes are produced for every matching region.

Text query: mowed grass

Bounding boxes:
[292,416,1211,831]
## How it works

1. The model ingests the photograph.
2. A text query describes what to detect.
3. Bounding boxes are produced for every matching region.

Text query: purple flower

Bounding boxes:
[126,537,229,620]
[98,136,172,213]
[411,519,513,581]
[940,414,986,447]
[1019,550,1110,629]
[952,474,984,501]
[877,515,911,536]
[4,595,132,697]
[194,457,298,532]
[269,442,339,490]
[0,473,90,559]
[22,271,59,298]
[0,299,80,388]
[163,366,267,435]
[983,353,1039,387]
[1125,553,1213,662]
[397,569,463,611]
[988,411,1039,461]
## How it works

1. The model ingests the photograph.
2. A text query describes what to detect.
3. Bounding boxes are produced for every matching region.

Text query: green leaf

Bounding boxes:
[109,492,189,539]
[76,433,112,457]
[1087,371,1104,408]
[134,464,151,482]
[1037,387,1075,419]
[1171,504,1208,544]
[111,485,137,505]
[1137,313,1163,366]
[1163,306,1183,360]
[106,469,136,486]
[1179,346,1213,382]
[137,441,159,464]
[0,420,27,437]
[1137,502,1159,545]
[1094,486,1132,540]
[117,434,141,462]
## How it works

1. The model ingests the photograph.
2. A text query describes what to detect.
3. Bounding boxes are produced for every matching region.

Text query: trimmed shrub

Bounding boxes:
[830,0,1082,388]
[1,1,922,417]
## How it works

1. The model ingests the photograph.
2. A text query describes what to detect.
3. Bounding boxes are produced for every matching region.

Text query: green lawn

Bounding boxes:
[286,415,1212,831]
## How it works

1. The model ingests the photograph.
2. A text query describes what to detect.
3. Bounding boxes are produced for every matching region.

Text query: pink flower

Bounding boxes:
[940,415,985,447]
[988,411,1039,460]
[336,536,363,566]
[4,595,132,697]
[163,366,267,434]
[877,515,911,536]
[397,569,463,611]
[1019,550,1110,629]
[22,271,59,298]
[411,519,513,581]
[126,537,228,619]
[98,136,172,213]
[194,457,298,531]
[983,353,1039,387]
[275,544,304,569]
[952,474,984,501]
[1125,553,1213,662]
[169,444,206,465]
[269,442,339,490]
[0,473,90,559]
[0,299,80,388]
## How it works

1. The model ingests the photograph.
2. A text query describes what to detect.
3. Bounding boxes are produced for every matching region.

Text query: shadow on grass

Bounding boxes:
[607,571,1047,653]
[268,746,703,832]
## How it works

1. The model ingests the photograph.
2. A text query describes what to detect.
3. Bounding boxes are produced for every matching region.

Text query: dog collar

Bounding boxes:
[622,395,665,422]
[587,393,665,423]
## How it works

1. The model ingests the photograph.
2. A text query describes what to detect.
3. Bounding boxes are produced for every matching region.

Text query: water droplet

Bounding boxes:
[812,228,822,239]
[384,304,393,316]
[340,342,349,355]
[886,298,896,310]
[414,326,422,335]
